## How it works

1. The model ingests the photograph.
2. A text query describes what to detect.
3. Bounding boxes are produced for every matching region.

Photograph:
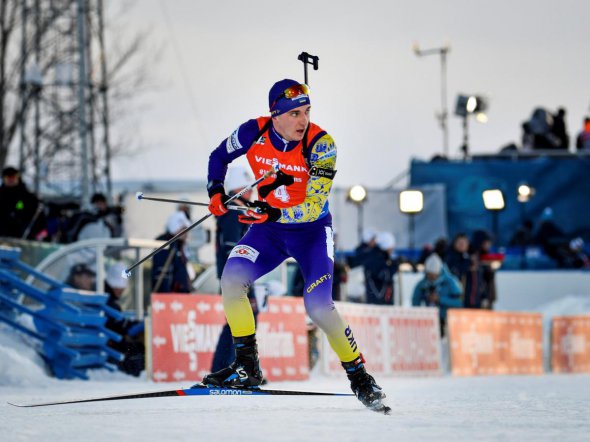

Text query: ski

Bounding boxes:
[7,383,354,408]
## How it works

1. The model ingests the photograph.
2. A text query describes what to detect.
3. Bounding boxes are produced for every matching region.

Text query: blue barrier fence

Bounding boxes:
[0,246,124,379]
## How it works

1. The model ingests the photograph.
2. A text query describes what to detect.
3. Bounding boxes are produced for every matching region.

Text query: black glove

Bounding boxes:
[238,201,281,224]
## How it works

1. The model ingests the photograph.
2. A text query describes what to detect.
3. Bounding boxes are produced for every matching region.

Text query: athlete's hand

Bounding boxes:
[209,192,230,216]
[238,201,281,224]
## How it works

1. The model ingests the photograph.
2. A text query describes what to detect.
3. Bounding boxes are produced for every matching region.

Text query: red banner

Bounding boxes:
[447,309,543,376]
[321,304,441,377]
[552,315,590,373]
[150,294,308,382]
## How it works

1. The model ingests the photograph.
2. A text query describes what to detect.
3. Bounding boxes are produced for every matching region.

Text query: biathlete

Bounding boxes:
[203,78,385,410]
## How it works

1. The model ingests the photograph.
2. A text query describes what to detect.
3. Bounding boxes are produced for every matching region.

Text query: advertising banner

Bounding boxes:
[551,315,590,373]
[151,294,309,382]
[321,303,441,377]
[447,309,543,376]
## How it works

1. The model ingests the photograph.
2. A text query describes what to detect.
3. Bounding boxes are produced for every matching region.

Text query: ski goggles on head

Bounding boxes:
[270,84,311,114]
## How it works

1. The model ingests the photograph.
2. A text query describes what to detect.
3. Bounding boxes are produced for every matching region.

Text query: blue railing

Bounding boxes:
[0,246,125,379]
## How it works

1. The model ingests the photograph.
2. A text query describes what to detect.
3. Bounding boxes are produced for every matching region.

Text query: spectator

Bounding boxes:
[463,254,489,309]
[211,165,259,373]
[356,231,398,305]
[177,195,192,222]
[44,201,79,243]
[509,219,535,248]
[331,230,348,302]
[470,229,497,309]
[509,219,535,269]
[65,263,96,291]
[0,166,45,239]
[412,253,462,336]
[575,116,590,151]
[445,233,471,290]
[64,192,122,243]
[433,237,448,260]
[533,207,571,268]
[521,122,534,151]
[346,227,377,268]
[416,243,434,266]
[214,166,254,281]
[551,107,569,149]
[151,211,193,293]
[528,107,560,149]
[104,262,145,377]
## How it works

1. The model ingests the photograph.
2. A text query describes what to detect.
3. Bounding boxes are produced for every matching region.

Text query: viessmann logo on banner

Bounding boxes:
[150,294,309,382]
[447,309,543,376]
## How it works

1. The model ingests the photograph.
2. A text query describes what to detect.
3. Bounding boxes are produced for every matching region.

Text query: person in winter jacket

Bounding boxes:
[412,253,462,336]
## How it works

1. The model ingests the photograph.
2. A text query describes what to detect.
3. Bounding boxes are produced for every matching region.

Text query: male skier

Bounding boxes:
[203,79,385,410]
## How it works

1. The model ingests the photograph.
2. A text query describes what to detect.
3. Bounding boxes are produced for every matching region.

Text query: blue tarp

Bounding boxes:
[409,156,590,246]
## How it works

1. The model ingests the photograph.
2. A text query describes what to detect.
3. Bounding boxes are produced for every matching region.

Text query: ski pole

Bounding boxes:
[135,193,250,212]
[122,164,279,279]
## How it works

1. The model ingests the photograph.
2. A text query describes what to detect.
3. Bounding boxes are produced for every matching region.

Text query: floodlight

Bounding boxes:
[482,189,505,211]
[517,184,535,203]
[399,190,424,214]
[455,94,488,117]
[348,185,367,204]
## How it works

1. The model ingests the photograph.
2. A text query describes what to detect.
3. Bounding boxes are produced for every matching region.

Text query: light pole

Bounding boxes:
[399,190,424,252]
[413,43,451,157]
[347,185,368,243]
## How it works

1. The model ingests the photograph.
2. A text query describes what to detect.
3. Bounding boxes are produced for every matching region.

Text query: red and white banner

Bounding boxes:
[150,294,309,382]
[321,303,441,377]
[551,315,590,373]
[447,309,543,376]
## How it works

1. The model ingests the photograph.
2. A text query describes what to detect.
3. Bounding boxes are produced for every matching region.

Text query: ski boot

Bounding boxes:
[201,334,263,388]
[342,355,390,414]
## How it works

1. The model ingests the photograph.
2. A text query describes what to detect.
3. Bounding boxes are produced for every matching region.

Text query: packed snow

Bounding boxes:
[2,293,590,442]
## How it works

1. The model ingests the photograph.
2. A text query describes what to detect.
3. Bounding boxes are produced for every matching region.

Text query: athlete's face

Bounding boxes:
[272,104,311,142]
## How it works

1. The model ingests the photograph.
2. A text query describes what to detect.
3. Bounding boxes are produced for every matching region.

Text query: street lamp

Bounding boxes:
[455,94,489,159]
[413,42,451,157]
[482,189,505,242]
[347,185,367,243]
[399,190,424,251]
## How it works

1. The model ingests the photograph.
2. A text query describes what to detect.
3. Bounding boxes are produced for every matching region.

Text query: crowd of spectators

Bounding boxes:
[0,166,124,245]
[413,229,499,335]
[344,226,505,336]
[510,207,589,269]
[514,107,590,153]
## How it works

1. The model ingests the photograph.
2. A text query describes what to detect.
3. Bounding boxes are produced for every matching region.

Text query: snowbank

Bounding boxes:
[0,323,51,387]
